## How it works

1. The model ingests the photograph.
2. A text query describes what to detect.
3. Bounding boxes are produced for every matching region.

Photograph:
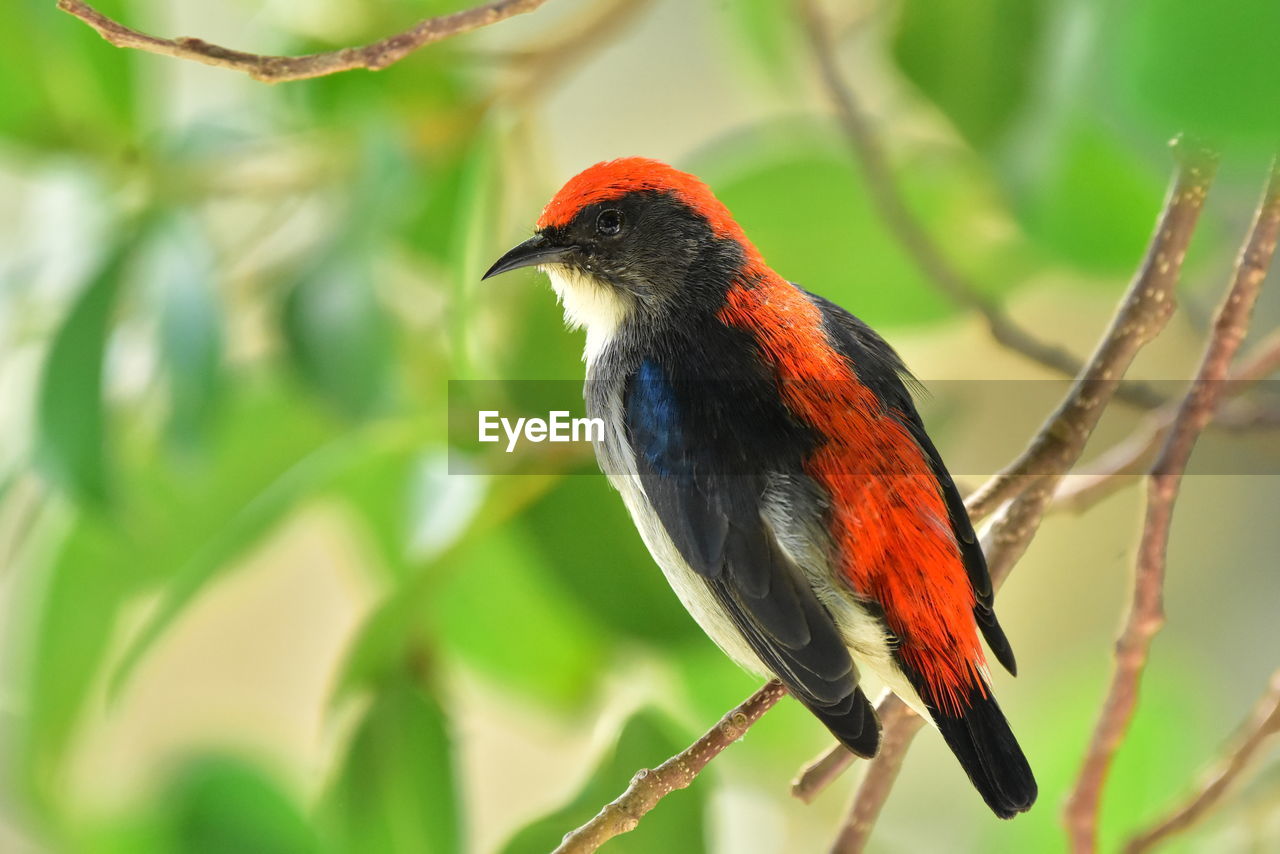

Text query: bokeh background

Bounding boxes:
[2,0,1279,852]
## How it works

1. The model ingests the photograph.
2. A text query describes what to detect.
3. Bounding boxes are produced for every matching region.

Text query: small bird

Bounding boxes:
[483,158,1036,818]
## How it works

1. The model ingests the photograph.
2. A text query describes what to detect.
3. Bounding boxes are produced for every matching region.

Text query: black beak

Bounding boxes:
[481,234,574,280]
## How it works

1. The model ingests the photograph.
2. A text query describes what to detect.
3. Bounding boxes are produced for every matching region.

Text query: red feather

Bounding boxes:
[719,272,987,715]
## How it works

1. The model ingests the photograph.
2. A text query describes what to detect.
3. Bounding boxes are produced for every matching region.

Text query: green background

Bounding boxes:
[1,0,1278,851]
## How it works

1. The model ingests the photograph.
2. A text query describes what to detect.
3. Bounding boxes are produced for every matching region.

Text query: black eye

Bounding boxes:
[596,209,624,237]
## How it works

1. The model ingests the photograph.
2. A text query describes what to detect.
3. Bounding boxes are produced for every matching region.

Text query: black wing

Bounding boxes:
[624,356,880,756]
[805,290,1017,675]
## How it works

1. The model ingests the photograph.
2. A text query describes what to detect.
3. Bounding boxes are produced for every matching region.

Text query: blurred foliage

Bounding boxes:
[500,710,707,854]
[1,0,1277,853]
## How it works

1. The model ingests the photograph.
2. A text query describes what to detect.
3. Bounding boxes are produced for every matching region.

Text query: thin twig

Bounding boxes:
[827,697,923,853]
[795,146,1219,832]
[1063,159,1280,854]
[964,141,1218,521]
[554,681,787,854]
[792,0,1165,410]
[1055,329,1280,513]
[498,0,653,105]
[1125,669,1280,854]
[793,741,859,804]
[57,0,551,83]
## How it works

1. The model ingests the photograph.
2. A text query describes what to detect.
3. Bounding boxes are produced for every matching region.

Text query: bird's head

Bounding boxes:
[483,158,764,339]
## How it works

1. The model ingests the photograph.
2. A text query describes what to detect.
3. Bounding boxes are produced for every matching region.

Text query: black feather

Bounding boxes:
[622,343,874,739]
[897,660,1037,818]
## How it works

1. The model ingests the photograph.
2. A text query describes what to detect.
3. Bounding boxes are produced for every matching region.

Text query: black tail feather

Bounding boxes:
[802,685,881,758]
[897,660,1036,818]
[928,683,1037,818]
[975,604,1018,676]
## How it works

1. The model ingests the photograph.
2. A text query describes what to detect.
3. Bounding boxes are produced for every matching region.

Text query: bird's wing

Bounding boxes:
[622,358,880,755]
[804,290,1017,675]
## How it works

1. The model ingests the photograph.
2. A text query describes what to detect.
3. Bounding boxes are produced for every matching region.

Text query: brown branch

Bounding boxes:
[792,0,1166,410]
[1054,329,1280,513]
[555,680,787,854]
[57,0,551,83]
[1125,669,1280,854]
[793,740,859,804]
[964,141,1218,521]
[793,147,1219,837]
[828,697,923,852]
[1063,159,1280,854]
[498,0,654,105]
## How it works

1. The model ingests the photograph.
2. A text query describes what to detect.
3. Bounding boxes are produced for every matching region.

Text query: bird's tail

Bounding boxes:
[799,685,882,758]
[906,669,1037,818]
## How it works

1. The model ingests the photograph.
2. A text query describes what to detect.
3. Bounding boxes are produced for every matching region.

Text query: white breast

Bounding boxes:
[542,264,630,366]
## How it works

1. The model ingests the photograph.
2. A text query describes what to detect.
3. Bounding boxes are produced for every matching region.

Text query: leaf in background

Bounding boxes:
[35,241,127,505]
[107,431,364,698]
[329,443,423,582]
[892,0,1047,149]
[520,476,700,648]
[448,120,501,380]
[155,756,319,854]
[500,709,708,854]
[322,676,461,854]
[1109,0,1280,147]
[143,214,224,452]
[718,0,800,87]
[693,129,1029,328]
[1,0,137,148]
[18,512,148,812]
[432,524,607,708]
[282,248,395,419]
[1011,118,1167,274]
[406,449,487,563]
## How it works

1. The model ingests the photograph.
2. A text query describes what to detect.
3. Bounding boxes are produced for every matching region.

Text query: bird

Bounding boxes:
[482,157,1037,818]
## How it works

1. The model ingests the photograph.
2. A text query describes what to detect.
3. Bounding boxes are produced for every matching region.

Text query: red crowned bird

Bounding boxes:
[483,158,1036,818]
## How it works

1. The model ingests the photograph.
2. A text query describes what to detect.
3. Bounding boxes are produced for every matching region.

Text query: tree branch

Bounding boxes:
[1125,669,1280,854]
[1054,329,1280,514]
[792,146,1218,836]
[828,697,923,852]
[554,680,787,854]
[964,141,1218,521]
[56,0,551,83]
[792,0,1166,410]
[495,0,653,105]
[1063,159,1280,854]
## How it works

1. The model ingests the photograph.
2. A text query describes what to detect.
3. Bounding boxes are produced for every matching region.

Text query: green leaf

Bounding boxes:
[520,476,700,647]
[36,241,127,504]
[156,756,320,854]
[448,120,501,380]
[1012,118,1168,273]
[718,0,800,86]
[893,0,1047,149]
[433,524,607,707]
[107,431,365,698]
[501,710,707,854]
[144,215,224,451]
[1,0,138,148]
[18,512,149,810]
[692,128,1028,327]
[322,677,461,854]
[1109,0,1280,147]
[281,248,395,419]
